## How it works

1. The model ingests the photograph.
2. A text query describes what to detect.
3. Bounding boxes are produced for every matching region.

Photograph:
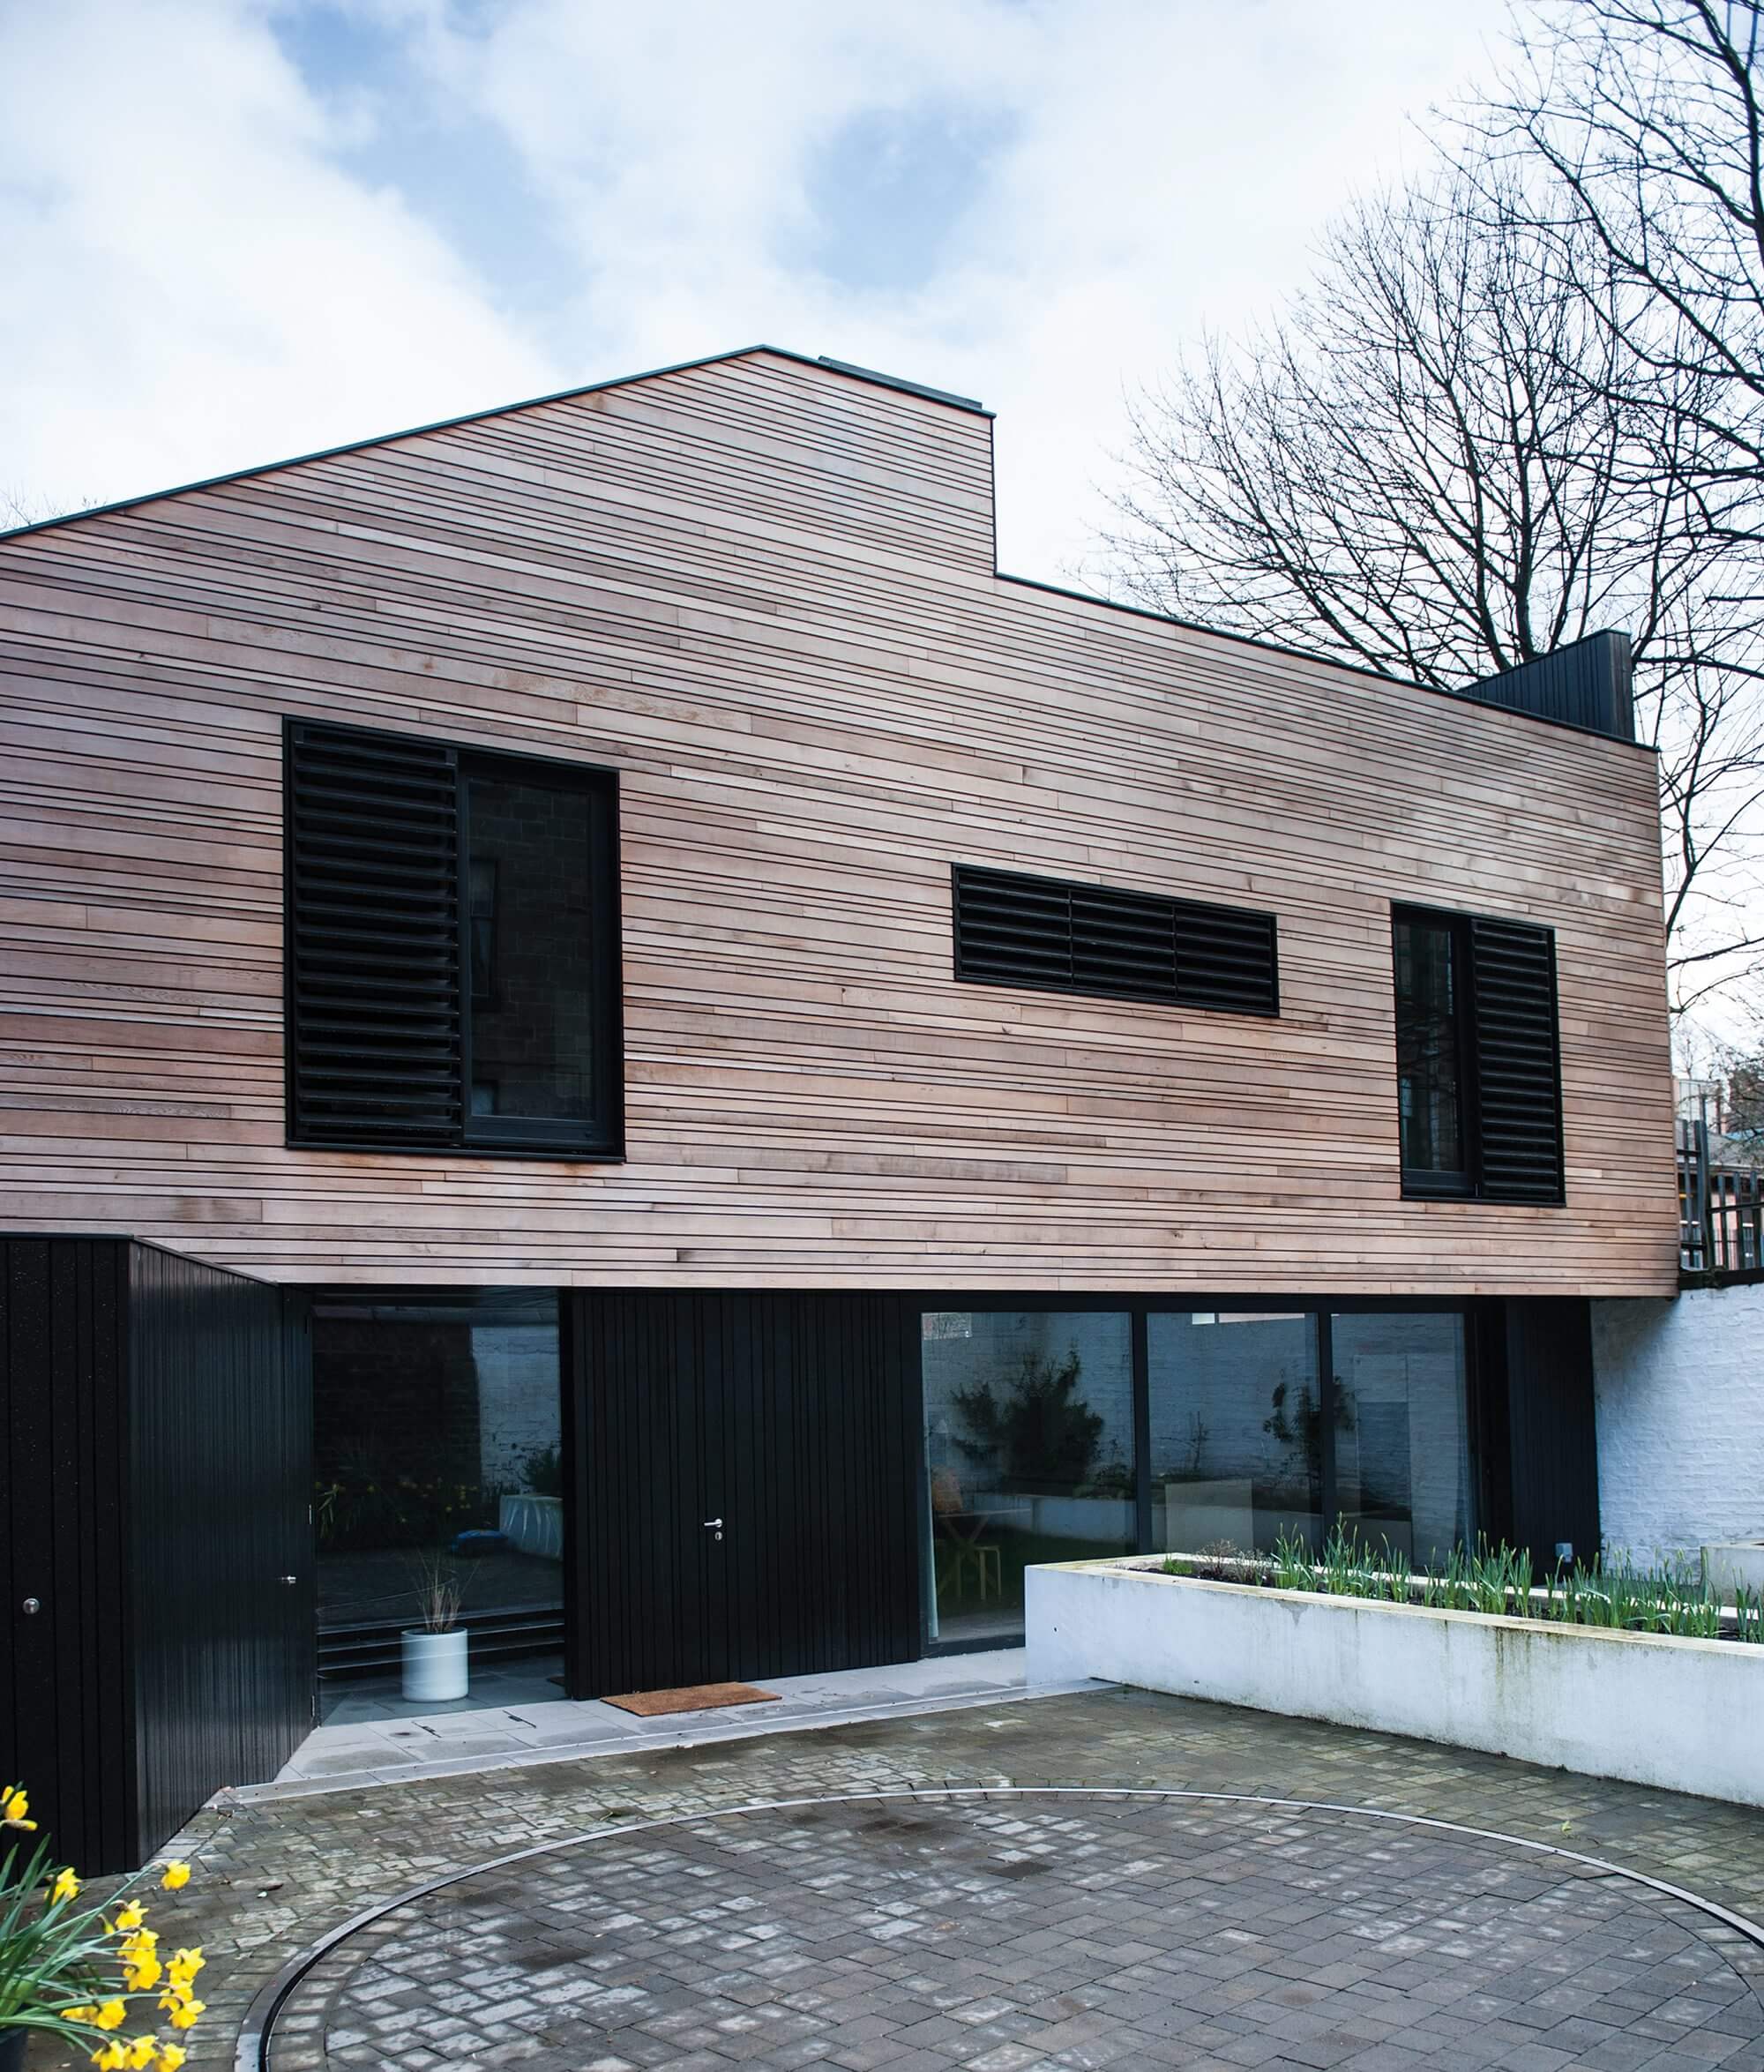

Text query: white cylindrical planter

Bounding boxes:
[401,1627,468,1702]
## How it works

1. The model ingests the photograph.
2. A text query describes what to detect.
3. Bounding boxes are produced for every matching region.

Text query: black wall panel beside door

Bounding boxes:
[1503,1297,1601,1567]
[0,1239,131,1874]
[0,1237,311,1874]
[569,1291,920,1695]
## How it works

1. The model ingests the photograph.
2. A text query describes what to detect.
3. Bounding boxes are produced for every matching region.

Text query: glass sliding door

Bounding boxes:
[921,1309,1133,1647]
[310,1288,564,1718]
[1330,1313,1473,1565]
[1147,1312,1326,1555]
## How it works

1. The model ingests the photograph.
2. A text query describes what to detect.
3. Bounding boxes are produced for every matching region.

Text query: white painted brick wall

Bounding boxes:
[1591,1284,1764,1560]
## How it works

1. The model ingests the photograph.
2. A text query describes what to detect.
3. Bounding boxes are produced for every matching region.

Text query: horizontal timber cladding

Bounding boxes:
[568,1290,921,1694]
[0,346,1678,1294]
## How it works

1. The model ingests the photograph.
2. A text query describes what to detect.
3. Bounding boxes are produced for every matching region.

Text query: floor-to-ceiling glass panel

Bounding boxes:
[922,1309,1133,1647]
[1331,1313,1472,1566]
[311,1288,564,1720]
[1148,1311,1324,1555]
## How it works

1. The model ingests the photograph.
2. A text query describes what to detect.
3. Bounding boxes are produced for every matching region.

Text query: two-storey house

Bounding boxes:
[0,348,1677,1868]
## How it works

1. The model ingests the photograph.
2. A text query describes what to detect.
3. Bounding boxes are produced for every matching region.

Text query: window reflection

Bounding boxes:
[1148,1312,1326,1555]
[1333,1313,1472,1564]
[921,1310,1132,1646]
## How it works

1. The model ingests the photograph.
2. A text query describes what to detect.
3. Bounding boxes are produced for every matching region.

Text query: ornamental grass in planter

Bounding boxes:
[0,1784,206,2071]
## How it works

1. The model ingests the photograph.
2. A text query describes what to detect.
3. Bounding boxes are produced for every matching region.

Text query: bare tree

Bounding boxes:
[1482,1,1764,543]
[1108,144,1764,1024]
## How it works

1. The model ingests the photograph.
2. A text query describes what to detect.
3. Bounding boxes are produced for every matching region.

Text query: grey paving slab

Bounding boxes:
[24,1687,1764,2071]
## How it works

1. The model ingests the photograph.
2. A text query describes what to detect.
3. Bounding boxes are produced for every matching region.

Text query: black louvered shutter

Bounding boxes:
[953,864,1277,1017]
[1174,899,1280,1017]
[953,867,1075,990]
[1071,883,1178,1001]
[1469,916,1564,1203]
[287,722,463,1148]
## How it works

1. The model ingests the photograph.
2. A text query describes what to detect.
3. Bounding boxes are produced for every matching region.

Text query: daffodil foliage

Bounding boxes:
[0,1784,204,2068]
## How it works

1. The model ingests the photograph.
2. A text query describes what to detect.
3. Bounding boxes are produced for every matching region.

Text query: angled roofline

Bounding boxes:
[0,341,1648,752]
[0,343,991,550]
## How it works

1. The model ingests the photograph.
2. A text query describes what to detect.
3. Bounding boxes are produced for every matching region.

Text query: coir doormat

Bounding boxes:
[602,1682,781,1717]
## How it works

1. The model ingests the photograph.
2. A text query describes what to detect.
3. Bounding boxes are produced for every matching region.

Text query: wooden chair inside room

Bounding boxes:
[930,1468,1001,1603]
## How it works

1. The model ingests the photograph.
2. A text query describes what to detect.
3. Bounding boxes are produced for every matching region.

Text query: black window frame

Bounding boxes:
[1391,901,1565,1208]
[1392,906,1476,1201]
[285,718,624,1162]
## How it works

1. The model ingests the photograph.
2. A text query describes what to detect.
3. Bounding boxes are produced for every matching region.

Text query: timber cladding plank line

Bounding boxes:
[0,348,1677,1293]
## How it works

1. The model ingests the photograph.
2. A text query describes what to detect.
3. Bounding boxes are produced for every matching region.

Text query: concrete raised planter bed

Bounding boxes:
[1027,1557,1764,1808]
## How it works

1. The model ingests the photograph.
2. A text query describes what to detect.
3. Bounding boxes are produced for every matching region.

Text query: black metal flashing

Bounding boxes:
[813,355,987,414]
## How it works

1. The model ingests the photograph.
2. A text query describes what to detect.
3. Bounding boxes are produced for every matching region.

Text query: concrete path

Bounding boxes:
[267,1650,1067,1797]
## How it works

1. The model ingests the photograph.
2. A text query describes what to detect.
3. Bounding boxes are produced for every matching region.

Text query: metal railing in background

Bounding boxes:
[1678,1113,1764,1275]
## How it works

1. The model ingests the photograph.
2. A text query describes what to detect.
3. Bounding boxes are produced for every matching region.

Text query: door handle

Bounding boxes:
[278,1575,299,1587]
[703,1517,723,1542]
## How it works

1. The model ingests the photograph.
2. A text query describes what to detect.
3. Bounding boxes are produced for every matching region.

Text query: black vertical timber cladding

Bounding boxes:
[128,1245,313,1860]
[569,1291,919,1696]
[0,1238,310,1874]
[1503,1297,1601,1567]
[0,1239,131,1874]
[1461,631,1634,741]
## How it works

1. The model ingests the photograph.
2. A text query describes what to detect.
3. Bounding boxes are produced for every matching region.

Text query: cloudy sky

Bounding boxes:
[2,0,1514,582]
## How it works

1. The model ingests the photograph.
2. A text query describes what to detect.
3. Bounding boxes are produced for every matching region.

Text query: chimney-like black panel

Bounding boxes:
[1460,630,1633,742]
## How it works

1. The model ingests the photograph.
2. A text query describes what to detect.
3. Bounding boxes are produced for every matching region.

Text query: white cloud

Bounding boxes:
[1,0,1514,577]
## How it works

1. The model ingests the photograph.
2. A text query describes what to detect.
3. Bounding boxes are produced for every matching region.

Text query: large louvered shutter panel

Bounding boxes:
[1173,900,1280,1016]
[1469,917,1564,1203]
[953,864,1277,1017]
[287,722,463,1147]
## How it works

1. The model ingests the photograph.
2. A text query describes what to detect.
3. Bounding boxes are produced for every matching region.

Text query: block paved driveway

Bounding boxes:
[41,1689,1764,2071]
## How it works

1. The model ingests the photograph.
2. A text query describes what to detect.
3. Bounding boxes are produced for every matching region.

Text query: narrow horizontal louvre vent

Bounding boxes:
[287,722,462,1147]
[1469,916,1564,1204]
[953,864,1277,1016]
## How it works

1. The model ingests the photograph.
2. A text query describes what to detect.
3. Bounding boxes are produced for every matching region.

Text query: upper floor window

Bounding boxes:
[953,864,1279,1017]
[1392,904,1563,1205]
[286,719,622,1158]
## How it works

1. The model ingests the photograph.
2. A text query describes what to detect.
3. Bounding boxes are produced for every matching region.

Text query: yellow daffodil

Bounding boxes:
[167,1949,203,1985]
[113,1899,146,1931]
[62,2005,99,2023]
[90,2044,128,2072]
[125,1956,162,1993]
[93,2001,128,2031]
[124,2037,158,2068]
[158,1861,191,1891]
[50,1866,82,1904]
[159,2048,187,2072]
[166,1999,204,2031]
[2,1784,36,1831]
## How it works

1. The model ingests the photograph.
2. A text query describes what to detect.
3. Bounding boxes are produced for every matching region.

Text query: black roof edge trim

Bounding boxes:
[814,356,989,415]
[0,343,987,548]
[993,572,1657,756]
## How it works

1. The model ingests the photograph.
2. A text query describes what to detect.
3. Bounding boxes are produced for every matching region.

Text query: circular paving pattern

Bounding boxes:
[261,1791,1764,2071]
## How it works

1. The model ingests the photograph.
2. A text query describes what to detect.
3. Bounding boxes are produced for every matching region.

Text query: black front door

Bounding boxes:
[570,1292,920,1695]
